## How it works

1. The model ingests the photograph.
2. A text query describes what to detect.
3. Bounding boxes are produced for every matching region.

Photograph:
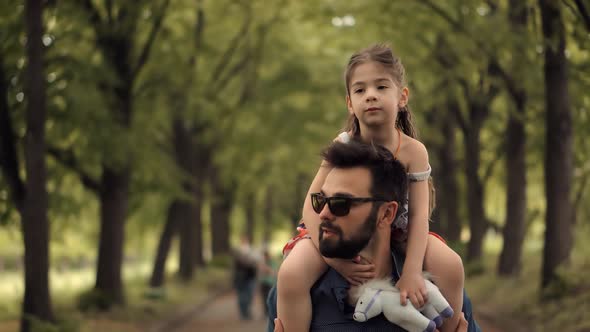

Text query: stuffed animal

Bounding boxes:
[352,277,454,332]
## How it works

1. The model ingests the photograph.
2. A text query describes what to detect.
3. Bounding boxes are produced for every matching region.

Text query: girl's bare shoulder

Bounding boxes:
[399,134,429,172]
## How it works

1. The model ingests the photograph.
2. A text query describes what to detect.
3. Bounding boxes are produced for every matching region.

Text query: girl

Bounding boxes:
[277,44,464,332]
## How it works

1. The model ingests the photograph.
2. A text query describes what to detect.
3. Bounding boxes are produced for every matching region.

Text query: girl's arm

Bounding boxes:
[396,142,431,308]
[302,160,333,248]
[276,158,333,332]
[277,239,325,332]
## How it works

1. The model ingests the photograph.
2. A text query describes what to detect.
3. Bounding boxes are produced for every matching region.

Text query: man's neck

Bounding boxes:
[358,233,393,279]
[346,233,393,305]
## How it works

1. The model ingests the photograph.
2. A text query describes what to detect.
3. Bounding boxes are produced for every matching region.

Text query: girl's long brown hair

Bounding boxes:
[343,44,436,217]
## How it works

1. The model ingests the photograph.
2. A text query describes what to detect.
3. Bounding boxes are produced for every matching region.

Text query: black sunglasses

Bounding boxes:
[310,192,388,217]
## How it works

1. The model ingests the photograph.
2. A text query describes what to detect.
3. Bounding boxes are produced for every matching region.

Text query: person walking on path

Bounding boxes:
[232,237,259,320]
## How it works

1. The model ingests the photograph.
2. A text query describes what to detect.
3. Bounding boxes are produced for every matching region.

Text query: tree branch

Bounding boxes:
[132,0,171,81]
[448,98,467,134]
[237,0,286,105]
[208,10,252,87]
[418,0,492,55]
[106,0,113,24]
[418,0,515,85]
[212,48,251,95]
[482,143,503,185]
[46,146,101,193]
[189,0,205,68]
[182,0,205,90]
[81,0,103,31]
[573,0,590,31]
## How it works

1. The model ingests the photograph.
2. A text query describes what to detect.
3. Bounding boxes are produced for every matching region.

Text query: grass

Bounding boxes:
[0,260,231,332]
[465,227,590,332]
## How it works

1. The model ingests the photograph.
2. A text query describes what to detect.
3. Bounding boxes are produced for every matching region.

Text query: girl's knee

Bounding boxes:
[278,239,326,293]
[277,263,303,297]
[425,236,464,287]
[445,250,465,287]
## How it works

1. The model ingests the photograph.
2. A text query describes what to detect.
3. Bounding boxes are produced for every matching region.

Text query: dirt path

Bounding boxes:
[163,290,504,332]
[173,290,268,332]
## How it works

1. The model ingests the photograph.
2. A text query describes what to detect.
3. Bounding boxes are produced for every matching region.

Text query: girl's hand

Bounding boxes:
[395,271,428,308]
[325,256,375,286]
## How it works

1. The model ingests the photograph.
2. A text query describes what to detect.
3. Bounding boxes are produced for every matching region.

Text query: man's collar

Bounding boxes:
[315,248,406,310]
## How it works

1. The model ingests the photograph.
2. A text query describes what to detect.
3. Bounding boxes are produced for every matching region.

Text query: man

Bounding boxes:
[232,236,258,320]
[268,141,480,331]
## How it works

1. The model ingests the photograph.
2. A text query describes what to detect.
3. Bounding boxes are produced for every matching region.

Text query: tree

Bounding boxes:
[538,0,574,288]
[498,0,529,276]
[426,101,461,243]
[0,1,55,330]
[62,0,171,306]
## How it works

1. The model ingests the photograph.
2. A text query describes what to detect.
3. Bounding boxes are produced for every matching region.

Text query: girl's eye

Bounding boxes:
[354,89,364,94]
[378,85,388,89]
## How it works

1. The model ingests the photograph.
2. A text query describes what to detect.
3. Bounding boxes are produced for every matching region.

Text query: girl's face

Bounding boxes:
[346,61,408,130]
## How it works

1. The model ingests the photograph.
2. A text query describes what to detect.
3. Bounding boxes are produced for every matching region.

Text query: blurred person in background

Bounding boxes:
[232,236,259,320]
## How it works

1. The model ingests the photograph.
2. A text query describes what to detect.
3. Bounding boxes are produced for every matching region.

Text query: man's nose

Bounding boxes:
[318,203,334,220]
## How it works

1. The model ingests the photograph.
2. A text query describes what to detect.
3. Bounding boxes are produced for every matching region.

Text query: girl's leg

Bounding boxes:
[423,234,465,332]
[277,239,327,332]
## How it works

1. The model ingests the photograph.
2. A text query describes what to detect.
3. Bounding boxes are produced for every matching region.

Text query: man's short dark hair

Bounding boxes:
[321,140,408,205]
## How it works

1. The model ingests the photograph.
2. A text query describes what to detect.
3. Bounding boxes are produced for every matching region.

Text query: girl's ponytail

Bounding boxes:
[396,105,417,139]
[427,177,436,219]
[344,113,362,138]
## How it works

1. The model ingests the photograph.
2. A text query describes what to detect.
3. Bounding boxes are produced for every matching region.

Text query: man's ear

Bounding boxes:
[378,201,398,227]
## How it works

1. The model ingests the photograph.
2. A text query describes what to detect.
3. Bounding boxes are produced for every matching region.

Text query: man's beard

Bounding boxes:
[318,205,379,259]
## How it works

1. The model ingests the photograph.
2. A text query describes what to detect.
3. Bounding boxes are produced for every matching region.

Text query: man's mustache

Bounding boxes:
[320,221,342,235]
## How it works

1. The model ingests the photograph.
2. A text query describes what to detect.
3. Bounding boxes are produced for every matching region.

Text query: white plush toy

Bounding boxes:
[352,277,454,332]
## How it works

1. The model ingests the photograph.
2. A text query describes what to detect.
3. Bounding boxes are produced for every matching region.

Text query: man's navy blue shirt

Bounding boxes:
[266,249,481,332]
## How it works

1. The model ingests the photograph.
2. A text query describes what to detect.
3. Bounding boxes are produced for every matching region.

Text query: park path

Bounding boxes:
[167,289,504,332]
[174,290,268,332]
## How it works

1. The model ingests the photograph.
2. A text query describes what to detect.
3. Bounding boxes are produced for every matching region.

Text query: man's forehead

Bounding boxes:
[322,167,371,196]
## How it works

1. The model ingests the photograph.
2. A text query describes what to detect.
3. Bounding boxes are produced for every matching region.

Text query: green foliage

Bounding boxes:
[25,315,79,332]
[207,254,233,269]
[77,289,119,312]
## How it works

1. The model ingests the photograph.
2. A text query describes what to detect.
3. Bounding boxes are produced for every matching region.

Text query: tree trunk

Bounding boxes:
[172,118,198,281]
[498,101,527,275]
[178,199,197,281]
[423,107,441,236]
[0,56,25,210]
[192,183,205,267]
[149,202,179,288]
[20,1,55,330]
[245,194,255,244]
[210,170,232,256]
[498,0,528,276]
[438,110,461,243]
[464,119,487,262]
[93,34,134,306]
[190,141,211,268]
[95,167,129,305]
[538,0,574,288]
